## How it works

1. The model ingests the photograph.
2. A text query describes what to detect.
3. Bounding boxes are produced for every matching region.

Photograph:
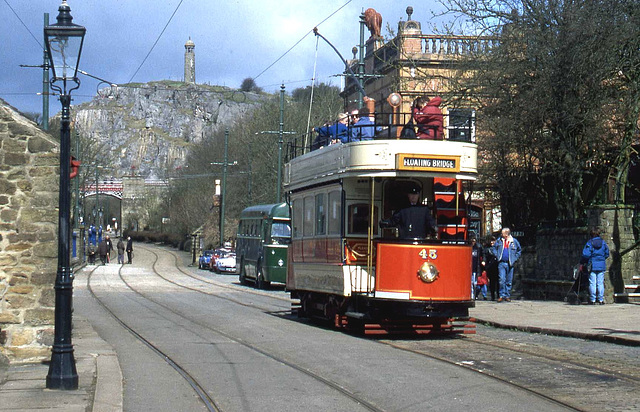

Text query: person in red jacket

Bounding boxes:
[475,270,489,300]
[412,96,444,139]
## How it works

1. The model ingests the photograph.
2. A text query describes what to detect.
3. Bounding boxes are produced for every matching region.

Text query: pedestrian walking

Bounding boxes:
[116,237,125,264]
[126,236,134,264]
[491,227,522,302]
[87,243,96,265]
[105,235,113,263]
[581,229,610,305]
[97,238,108,265]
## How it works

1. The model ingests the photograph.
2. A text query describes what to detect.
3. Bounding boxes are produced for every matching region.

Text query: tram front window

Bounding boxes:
[348,203,378,235]
[271,222,291,244]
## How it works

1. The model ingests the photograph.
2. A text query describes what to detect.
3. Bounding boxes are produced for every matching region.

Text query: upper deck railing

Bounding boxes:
[286,109,475,161]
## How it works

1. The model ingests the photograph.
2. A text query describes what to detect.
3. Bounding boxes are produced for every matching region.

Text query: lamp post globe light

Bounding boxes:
[44,0,85,390]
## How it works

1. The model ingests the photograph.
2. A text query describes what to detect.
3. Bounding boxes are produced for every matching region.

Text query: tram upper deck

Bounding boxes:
[284,138,477,192]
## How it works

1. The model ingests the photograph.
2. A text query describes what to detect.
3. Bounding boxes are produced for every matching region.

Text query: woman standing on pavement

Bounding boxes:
[581,229,610,305]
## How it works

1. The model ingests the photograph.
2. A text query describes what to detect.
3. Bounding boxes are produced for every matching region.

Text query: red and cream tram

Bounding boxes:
[284,108,478,335]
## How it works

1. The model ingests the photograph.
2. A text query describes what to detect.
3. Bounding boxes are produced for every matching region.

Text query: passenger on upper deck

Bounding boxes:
[312,113,350,150]
[413,96,444,140]
[349,106,381,141]
[379,185,437,239]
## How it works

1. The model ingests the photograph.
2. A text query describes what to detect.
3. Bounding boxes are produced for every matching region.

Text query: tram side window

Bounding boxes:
[293,198,303,238]
[315,193,326,235]
[303,196,314,237]
[328,190,341,235]
[347,203,378,235]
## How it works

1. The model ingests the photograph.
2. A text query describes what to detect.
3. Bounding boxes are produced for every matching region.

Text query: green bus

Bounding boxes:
[236,203,291,288]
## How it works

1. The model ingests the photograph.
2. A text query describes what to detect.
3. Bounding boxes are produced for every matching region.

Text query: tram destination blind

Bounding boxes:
[397,154,460,172]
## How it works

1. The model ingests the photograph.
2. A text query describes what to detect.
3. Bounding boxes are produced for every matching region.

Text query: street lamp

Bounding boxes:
[44,0,85,390]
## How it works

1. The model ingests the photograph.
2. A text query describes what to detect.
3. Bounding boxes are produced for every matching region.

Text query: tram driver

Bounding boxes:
[379,185,437,239]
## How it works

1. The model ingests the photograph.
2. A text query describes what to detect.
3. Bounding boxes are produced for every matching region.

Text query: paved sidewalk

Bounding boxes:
[470,299,640,345]
[0,316,123,412]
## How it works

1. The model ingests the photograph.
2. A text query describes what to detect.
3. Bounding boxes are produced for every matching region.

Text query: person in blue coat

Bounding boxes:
[491,227,522,302]
[581,229,610,305]
[349,107,381,141]
[312,113,349,149]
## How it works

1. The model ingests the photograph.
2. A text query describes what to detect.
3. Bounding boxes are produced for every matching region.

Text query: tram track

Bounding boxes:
[86,265,222,412]
[139,244,292,313]
[90,246,387,412]
[143,246,592,411]
[110,244,638,411]
[152,245,638,411]
[381,332,640,412]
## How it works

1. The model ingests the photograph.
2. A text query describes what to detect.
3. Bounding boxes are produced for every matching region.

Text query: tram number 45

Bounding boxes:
[419,249,438,260]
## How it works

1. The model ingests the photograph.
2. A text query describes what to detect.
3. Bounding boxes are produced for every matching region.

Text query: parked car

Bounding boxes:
[198,250,214,269]
[215,250,237,274]
[208,247,232,271]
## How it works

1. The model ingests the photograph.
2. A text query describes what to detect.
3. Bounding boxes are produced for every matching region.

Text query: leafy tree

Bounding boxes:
[240,77,263,93]
[440,0,640,227]
[163,83,343,246]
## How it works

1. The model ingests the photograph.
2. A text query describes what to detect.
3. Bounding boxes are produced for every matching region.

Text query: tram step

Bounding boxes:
[344,311,366,319]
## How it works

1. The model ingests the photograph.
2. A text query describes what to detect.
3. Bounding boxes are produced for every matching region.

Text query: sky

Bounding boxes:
[1,1,446,116]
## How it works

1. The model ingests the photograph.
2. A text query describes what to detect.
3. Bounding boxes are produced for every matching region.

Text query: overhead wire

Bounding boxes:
[127,0,185,83]
[253,0,353,82]
[3,0,43,49]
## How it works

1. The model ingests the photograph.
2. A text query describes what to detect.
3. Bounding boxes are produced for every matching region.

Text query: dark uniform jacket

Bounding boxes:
[385,204,437,239]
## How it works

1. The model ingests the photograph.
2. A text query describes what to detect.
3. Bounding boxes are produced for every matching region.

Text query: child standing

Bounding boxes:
[475,270,489,300]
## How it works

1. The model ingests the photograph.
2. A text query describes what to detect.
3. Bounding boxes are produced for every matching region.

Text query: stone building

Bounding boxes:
[343,6,493,134]
[0,99,59,363]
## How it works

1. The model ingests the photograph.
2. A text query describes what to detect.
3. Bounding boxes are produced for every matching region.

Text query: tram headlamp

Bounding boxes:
[417,262,439,283]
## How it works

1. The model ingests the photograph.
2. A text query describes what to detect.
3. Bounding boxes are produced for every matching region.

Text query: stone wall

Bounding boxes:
[514,205,638,302]
[0,100,59,363]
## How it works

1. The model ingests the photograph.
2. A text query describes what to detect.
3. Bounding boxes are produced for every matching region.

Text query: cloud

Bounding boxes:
[0,1,444,115]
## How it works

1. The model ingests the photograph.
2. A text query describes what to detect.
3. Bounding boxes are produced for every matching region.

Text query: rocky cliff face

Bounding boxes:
[72,81,262,179]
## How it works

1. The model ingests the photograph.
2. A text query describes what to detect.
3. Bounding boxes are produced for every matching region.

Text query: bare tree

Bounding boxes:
[440,0,640,227]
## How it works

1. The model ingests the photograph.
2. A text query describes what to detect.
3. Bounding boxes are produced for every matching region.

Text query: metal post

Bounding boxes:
[73,131,79,229]
[42,13,49,131]
[221,129,228,245]
[248,142,253,204]
[358,12,366,108]
[278,84,285,203]
[46,92,78,390]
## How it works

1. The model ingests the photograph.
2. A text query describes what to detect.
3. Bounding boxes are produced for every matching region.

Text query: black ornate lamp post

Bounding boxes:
[44,0,85,390]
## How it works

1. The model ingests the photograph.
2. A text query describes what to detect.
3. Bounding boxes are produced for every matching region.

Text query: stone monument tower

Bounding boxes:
[184,37,195,84]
